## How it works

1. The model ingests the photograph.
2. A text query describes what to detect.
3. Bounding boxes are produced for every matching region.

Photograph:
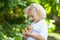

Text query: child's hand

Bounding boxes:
[22,31,28,39]
[26,25,32,32]
[22,28,31,37]
[23,25,32,38]
[24,28,31,36]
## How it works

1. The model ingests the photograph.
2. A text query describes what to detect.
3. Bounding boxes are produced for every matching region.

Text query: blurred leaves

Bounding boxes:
[44,3,51,14]
[0,25,2,30]
[46,19,56,33]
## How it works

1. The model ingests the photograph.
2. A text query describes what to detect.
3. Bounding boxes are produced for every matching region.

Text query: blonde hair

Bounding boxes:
[25,3,46,19]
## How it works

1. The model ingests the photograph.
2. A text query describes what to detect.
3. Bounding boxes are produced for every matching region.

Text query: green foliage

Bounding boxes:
[46,19,56,33]
[0,0,60,40]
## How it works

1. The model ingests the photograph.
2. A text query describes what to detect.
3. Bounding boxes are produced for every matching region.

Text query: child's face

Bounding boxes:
[27,11,40,23]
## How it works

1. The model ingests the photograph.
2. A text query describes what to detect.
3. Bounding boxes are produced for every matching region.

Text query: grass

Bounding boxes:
[48,33,60,40]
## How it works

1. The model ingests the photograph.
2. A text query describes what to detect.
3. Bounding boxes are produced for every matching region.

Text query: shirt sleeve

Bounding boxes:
[39,23,48,40]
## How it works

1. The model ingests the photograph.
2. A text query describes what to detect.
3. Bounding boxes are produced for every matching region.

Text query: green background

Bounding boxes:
[0,0,60,40]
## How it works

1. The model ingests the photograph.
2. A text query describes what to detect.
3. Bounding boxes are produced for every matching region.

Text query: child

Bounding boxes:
[23,3,48,40]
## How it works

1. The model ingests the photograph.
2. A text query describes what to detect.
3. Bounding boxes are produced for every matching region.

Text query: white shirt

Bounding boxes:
[27,19,48,40]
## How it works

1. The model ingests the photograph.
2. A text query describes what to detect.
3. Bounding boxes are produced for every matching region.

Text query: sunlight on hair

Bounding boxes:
[25,3,46,19]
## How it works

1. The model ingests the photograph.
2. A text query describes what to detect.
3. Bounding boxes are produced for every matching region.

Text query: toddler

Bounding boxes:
[23,3,48,40]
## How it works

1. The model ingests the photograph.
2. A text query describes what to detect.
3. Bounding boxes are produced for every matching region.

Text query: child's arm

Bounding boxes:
[29,33,44,40]
[25,28,44,40]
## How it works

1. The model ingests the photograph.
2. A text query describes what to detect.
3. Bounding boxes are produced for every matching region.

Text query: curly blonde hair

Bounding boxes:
[25,3,46,19]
